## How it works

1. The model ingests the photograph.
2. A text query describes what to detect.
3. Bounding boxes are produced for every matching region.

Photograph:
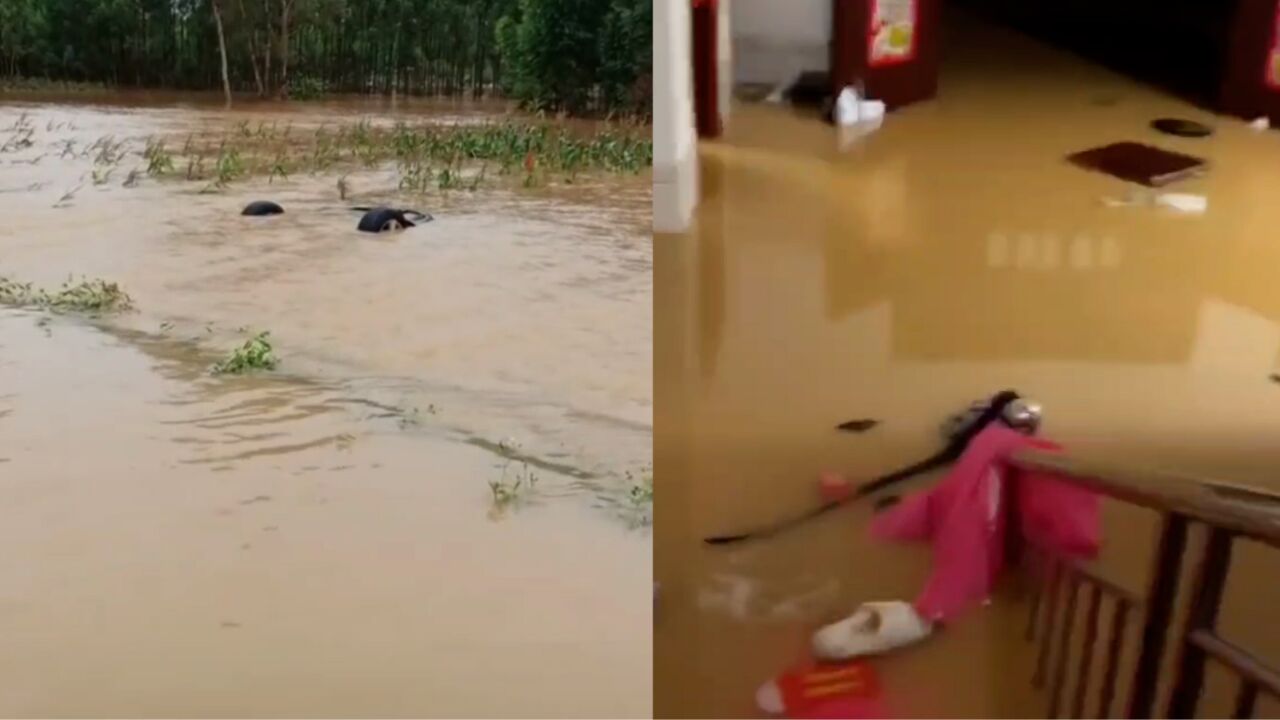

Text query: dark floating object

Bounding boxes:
[1269,373,1280,384]
[1151,118,1214,138]
[786,70,832,107]
[1091,94,1122,107]
[1067,142,1207,187]
[241,200,284,216]
[836,418,880,433]
[873,495,901,512]
[356,206,434,233]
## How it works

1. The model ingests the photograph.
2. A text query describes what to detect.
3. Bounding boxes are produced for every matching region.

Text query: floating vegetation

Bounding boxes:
[211,332,279,374]
[486,438,544,516]
[488,461,540,514]
[0,276,134,314]
[395,404,439,429]
[624,468,653,527]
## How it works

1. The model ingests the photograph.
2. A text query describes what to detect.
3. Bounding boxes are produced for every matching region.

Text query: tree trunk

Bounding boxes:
[211,0,232,107]
[237,0,266,96]
[277,0,291,97]
[261,0,273,94]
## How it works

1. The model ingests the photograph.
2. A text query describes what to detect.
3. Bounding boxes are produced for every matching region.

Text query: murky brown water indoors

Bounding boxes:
[656,13,1280,719]
[0,94,650,716]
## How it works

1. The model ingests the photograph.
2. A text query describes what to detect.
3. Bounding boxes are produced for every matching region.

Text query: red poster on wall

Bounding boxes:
[868,0,918,68]
[1267,2,1280,90]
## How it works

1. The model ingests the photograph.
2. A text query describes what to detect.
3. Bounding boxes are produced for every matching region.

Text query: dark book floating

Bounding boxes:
[835,418,880,433]
[1067,141,1207,187]
[1151,118,1214,138]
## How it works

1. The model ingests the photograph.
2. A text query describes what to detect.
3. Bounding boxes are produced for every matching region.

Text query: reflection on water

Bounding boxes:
[656,13,1280,719]
[0,94,651,716]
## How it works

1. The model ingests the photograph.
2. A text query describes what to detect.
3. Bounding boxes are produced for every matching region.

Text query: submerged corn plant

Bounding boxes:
[148,119,651,192]
[211,332,279,374]
[144,139,174,176]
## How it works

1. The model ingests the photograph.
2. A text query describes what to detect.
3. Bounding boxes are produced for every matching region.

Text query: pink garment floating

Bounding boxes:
[869,425,1101,623]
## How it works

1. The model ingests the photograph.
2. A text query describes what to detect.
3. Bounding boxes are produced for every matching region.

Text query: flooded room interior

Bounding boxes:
[0,1,652,716]
[655,0,1280,717]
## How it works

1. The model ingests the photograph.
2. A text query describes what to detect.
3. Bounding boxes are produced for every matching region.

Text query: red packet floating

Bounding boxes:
[818,471,854,503]
[775,660,883,719]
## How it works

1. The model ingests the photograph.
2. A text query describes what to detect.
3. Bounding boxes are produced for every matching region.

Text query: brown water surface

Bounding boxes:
[656,15,1280,719]
[0,94,651,717]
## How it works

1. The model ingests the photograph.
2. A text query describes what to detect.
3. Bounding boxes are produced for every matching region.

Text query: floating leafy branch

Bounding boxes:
[0,276,134,314]
[211,331,279,374]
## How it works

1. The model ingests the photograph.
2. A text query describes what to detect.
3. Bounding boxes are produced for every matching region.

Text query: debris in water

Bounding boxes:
[1101,189,1154,208]
[239,495,272,505]
[1150,118,1213,138]
[873,495,901,512]
[0,275,134,314]
[220,621,242,629]
[1067,142,1207,187]
[819,471,853,503]
[757,657,883,717]
[241,200,284,216]
[836,418,880,433]
[834,87,885,127]
[1155,193,1208,214]
[211,332,278,375]
[785,71,833,108]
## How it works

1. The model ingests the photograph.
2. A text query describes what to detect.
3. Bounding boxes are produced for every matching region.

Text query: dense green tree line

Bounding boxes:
[0,0,650,115]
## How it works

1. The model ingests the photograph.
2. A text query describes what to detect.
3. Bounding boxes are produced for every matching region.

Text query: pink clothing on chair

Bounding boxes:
[869,425,1100,623]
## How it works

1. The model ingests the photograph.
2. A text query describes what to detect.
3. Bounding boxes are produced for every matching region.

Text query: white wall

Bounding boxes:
[730,0,831,86]
[653,0,698,233]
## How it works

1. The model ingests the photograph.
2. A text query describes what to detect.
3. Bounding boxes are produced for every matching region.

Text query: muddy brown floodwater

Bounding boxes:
[656,13,1280,719]
[0,94,650,717]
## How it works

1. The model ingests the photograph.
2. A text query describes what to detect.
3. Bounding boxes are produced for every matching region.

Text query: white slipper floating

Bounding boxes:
[812,600,933,661]
[756,679,785,715]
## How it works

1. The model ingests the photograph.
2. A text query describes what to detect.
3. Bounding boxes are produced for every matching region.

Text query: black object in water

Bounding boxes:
[356,207,434,233]
[1151,118,1213,138]
[242,200,284,216]
[786,71,831,107]
[836,418,880,433]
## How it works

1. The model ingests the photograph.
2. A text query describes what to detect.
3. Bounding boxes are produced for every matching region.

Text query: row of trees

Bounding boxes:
[0,0,650,115]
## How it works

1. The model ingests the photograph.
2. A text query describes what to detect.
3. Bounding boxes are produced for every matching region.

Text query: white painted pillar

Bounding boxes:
[654,0,699,234]
[717,0,732,124]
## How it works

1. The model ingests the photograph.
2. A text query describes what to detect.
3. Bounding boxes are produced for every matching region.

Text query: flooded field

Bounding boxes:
[656,13,1280,719]
[0,94,651,716]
